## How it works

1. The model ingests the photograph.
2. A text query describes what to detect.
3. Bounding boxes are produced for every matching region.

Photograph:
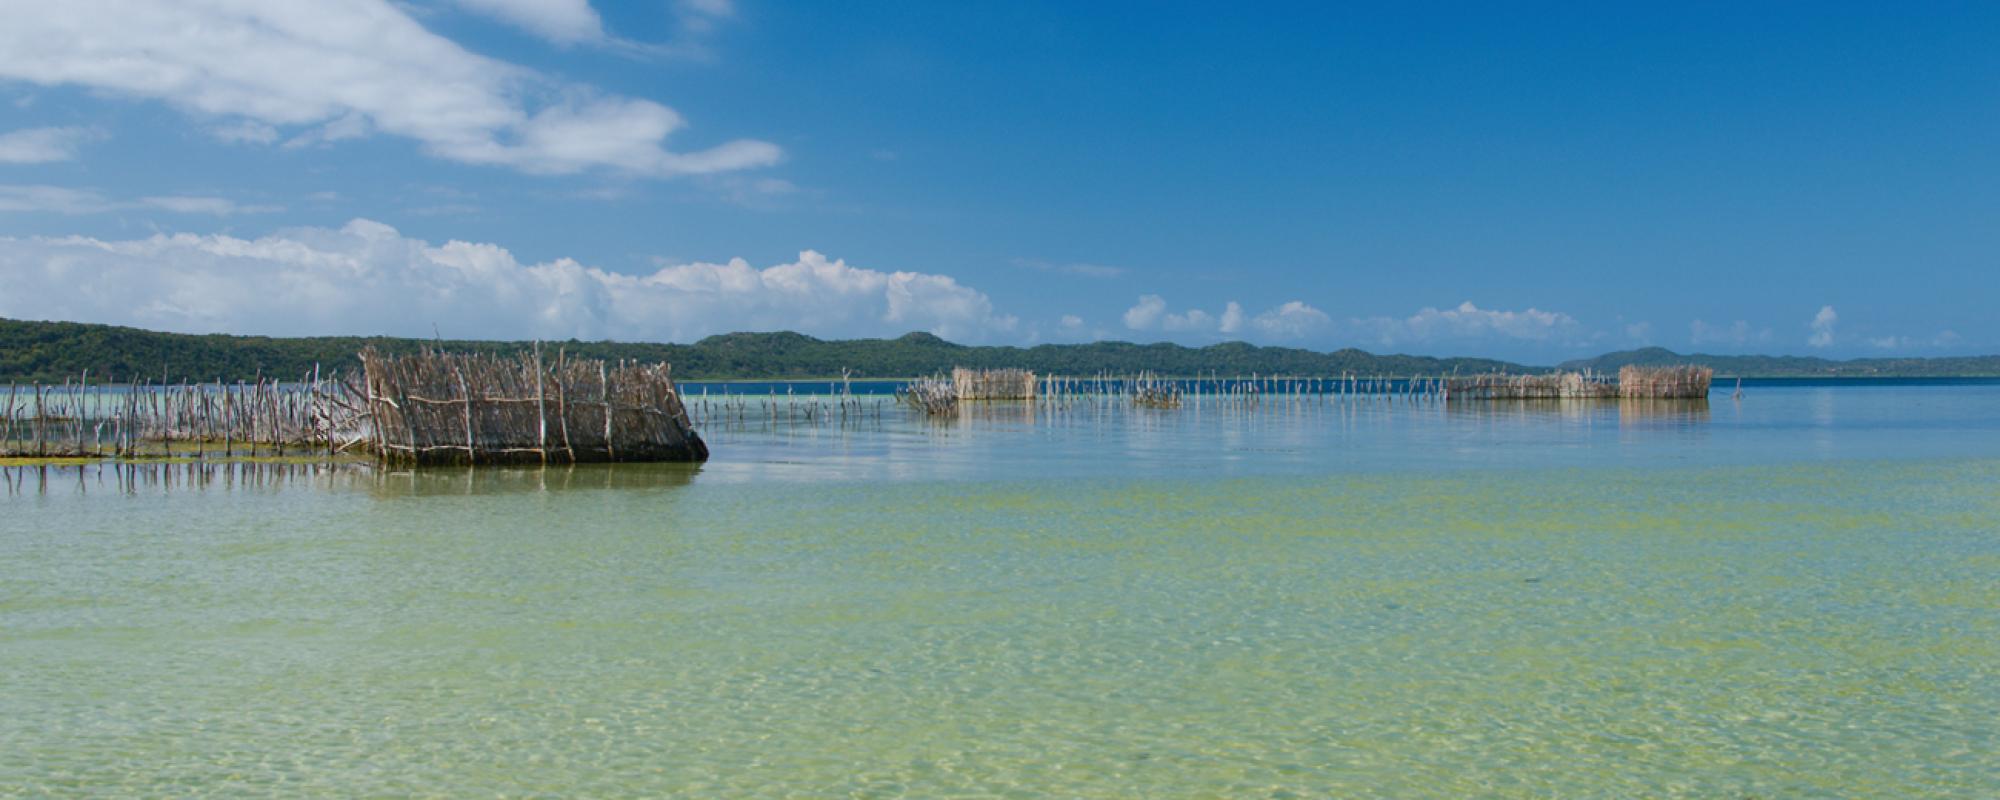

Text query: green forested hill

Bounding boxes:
[4,318,1996,383]
[0,318,1517,382]
[1559,347,2000,378]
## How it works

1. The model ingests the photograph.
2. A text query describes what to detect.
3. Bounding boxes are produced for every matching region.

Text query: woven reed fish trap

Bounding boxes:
[358,347,706,465]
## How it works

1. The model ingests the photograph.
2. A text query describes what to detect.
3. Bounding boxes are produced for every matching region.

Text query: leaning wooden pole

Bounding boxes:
[534,342,548,465]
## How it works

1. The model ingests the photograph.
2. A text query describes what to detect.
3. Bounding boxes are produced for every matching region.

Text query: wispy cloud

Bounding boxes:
[0,220,1020,343]
[706,175,803,209]
[139,196,282,215]
[450,0,738,58]
[0,126,104,164]
[1689,319,1773,347]
[1868,330,1961,350]
[451,0,605,46]
[405,203,481,217]
[208,121,280,146]
[1015,258,1127,279]
[0,185,280,216]
[0,2,778,178]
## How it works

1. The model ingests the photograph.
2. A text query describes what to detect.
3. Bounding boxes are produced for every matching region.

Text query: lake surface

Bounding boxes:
[5,383,1998,796]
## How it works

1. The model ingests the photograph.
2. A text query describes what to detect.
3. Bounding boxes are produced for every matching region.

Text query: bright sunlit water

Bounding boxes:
[4,383,1998,796]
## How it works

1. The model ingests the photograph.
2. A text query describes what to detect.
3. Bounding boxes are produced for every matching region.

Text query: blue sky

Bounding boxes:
[1,1,1995,361]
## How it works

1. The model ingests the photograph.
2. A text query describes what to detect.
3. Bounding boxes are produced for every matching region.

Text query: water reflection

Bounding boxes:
[2,460,701,499]
[9,384,2000,493]
[368,463,701,498]
[1619,398,1711,428]
[2,460,351,498]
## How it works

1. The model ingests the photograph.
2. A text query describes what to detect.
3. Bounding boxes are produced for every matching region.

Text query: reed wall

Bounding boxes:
[952,368,1039,401]
[360,348,705,465]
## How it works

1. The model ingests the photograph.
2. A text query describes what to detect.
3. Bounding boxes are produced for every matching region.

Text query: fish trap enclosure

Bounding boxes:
[952,368,1039,401]
[359,348,706,465]
[1444,365,1712,401]
[1444,371,1620,400]
[1615,365,1713,399]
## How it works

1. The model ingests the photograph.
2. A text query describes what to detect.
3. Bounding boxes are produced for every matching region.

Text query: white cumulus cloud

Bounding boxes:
[1251,301,1331,339]
[1124,295,1327,341]
[0,126,104,163]
[0,1,778,178]
[1123,294,1168,330]
[1218,301,1245,334]
[1807,305,1837,348]
[1357,301,1579,345]
[1161,308,1214,332]
[1122,295,1216,332]
[0,220,1019,343]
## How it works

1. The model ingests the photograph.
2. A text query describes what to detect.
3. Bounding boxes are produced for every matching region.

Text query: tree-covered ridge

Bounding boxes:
[5,318,1998,383]
[1,318,1518,383]
[1559,347,2000,378]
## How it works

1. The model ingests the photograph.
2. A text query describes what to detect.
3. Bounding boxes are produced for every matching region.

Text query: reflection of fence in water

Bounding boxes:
[2,460,706,498]
[1619,398,1712,428]
[1441,397,1711,429]
[3,460,349,497]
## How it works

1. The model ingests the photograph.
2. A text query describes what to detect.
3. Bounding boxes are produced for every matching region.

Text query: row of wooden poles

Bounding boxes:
[902,370,1464,416]
[901,366,1713,416]
[1,371,347,458]
[684,385,894,429]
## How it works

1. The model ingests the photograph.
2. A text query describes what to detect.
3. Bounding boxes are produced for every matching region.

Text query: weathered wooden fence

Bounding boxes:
[1,372,348,458]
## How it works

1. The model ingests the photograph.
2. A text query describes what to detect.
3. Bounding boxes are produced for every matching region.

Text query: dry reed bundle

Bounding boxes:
[1130,371,1182,408]
[901,374,958,415]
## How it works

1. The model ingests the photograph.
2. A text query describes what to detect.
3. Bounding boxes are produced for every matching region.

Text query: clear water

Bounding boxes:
[4,384,1998,796]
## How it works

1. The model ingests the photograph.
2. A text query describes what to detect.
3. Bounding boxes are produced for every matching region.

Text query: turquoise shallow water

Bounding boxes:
[4,385,1999,796]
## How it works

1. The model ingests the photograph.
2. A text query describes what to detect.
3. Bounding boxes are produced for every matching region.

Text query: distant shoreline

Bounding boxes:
[5,317,1997,384]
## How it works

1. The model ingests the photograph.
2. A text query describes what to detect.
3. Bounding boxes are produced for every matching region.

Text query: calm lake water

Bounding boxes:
[4,383,1998,796]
